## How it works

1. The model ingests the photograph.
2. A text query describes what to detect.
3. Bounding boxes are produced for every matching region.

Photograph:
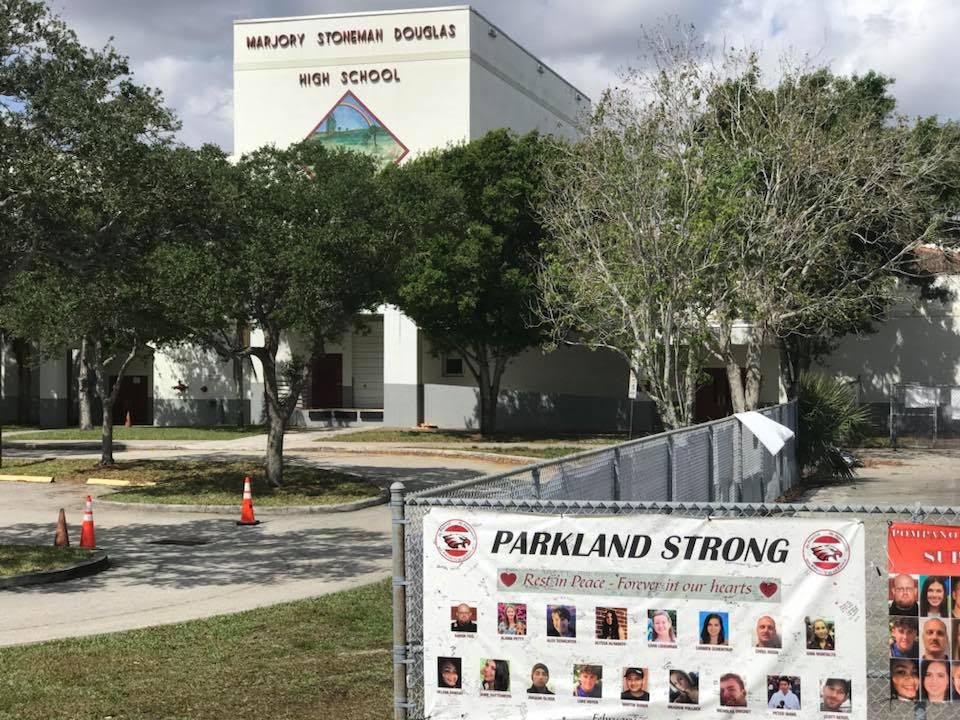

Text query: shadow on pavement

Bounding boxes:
[1,518,390,594]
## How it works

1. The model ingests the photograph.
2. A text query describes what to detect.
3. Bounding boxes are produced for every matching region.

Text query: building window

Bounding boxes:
[443,355,464,377]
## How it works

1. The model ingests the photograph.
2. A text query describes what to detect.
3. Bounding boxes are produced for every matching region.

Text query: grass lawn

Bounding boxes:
[1,459,381,506]
[328,428,622,445]
[0,545,96,577]
[0,425,40,433]
[0,580,391,720]
[9,426,267,441]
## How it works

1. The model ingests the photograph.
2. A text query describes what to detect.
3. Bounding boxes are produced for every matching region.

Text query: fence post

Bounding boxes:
[667,435,675,501]
[391,482,408,720]
[731,418,743,502]
[708,426,716,502]
[889,382,897,450]
[532,466,541,500]
[612,447,622,501]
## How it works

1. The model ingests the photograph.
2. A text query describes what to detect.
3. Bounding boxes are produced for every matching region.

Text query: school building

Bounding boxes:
[0,6,801,432]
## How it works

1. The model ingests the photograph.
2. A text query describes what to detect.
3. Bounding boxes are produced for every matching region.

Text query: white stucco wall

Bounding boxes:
[384,306,419,386]
[467,10,586,140]
[819,277,960,401]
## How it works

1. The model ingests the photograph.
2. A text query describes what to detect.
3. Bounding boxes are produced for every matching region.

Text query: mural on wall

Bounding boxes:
[306,91,408,165]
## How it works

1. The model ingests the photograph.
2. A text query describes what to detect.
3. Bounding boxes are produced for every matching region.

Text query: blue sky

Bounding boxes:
[50,1,960,152]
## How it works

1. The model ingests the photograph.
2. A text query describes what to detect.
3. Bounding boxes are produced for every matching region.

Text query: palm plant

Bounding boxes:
[798,372,869,479]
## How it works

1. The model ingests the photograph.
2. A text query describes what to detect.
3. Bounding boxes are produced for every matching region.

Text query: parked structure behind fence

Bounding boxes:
[889,382,960,446]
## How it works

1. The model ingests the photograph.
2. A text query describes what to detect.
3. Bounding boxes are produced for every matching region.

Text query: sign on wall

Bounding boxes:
[423,510,865,719]
[887,522,960,705]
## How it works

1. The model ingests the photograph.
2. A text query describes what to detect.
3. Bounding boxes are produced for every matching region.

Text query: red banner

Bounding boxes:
[888,523,960,574]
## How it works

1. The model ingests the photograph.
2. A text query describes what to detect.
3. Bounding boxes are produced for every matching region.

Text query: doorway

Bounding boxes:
[110,375,149,425]
[311,354,343,408]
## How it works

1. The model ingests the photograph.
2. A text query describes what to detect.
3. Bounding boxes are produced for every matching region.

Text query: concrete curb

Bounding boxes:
[0,474,54,483]
[0,550,110,590]
[95,489,390,515]
[302,445,535,465]
[0,441,186,451]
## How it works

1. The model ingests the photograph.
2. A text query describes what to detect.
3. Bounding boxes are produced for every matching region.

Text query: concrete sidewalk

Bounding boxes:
[0,438,506,646]
[0,480,393,647]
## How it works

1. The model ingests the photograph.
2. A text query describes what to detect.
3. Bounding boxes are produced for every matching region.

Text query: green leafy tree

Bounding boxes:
[537,37,731,429]
[703,60,958,411]
[152,142,390,486]
[0,0,181,461]
[390,130,549,435]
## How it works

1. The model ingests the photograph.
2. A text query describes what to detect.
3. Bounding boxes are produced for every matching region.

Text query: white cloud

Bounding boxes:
[50,1,960,151]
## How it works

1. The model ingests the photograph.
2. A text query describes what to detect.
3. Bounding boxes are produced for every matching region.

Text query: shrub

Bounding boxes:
[798,372,869,479]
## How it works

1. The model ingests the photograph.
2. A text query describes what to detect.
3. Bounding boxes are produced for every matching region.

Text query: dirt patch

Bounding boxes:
[861,458,904,468]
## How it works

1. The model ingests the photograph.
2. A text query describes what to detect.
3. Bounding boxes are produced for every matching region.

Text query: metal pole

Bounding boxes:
[733,420,743,502]
[612,447,622,501]
[532,466,541,500]
[667,435,675,501]
[390,482,408,720]
[889,382,896,450]
[708,426,716,502]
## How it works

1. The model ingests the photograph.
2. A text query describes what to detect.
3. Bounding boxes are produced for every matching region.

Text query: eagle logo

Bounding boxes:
[811,545,843,561]
[803,530,851,576]
[443,534,472,550]
[435,520,477,563]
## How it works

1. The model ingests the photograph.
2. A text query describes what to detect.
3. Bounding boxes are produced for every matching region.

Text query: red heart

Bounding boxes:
[759,581,778,598]
[500,572,517,587]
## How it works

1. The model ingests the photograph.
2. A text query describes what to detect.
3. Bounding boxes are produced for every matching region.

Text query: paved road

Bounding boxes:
[0,441,505,647]
[798,448,960,507]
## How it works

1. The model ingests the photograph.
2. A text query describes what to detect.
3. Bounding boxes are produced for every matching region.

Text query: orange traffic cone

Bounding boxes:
[237,476,260,526]
[124,410,132,428]
[53,508,70,547]
[79,495,96,548]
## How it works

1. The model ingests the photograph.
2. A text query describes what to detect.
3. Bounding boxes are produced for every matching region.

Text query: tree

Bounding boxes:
[1,144,190,464]
[703,61,958,411]
[0,0,181,461]
[539,31,959,426]
[389,130,549,435]
[537,37,734,429]
[152,142,390,486]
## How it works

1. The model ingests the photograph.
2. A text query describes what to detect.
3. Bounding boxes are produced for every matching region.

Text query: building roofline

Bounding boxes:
[234,4,591,103]
[234,5,471,26]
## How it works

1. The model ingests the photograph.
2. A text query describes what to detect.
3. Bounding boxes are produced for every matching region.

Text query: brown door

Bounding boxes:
[311,354,343,408]
[110,375,149,425]
[695,368,733,422]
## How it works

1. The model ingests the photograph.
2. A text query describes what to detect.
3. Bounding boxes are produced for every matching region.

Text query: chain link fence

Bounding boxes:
[391,401,960,718]
[889,383,960,447]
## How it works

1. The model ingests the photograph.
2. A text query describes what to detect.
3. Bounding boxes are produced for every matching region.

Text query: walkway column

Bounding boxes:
[383,306,421,427]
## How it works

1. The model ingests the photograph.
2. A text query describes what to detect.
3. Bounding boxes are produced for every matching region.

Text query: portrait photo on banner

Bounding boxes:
[595,606,627,641]
[648,608,678,646]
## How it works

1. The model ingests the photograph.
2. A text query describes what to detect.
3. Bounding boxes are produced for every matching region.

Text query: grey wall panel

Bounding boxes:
[153,399,250,427]
[422,383,660,433]
[384,383,419,427]
[36,399,68,428]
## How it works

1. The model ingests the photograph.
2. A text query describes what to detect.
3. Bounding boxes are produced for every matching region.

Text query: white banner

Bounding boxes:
[423,510,865,719]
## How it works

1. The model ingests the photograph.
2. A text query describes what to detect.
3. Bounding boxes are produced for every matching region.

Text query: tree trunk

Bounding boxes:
[13,338,31,424]
[778,335,813,401]
[95,341,139,466]
[725,359,746,415]
[472,350,507,437]
[260,350,285,487]
[78,336,94,430]
[743,333,764,411]
[94,342,115,466]
[476,364,497,437]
